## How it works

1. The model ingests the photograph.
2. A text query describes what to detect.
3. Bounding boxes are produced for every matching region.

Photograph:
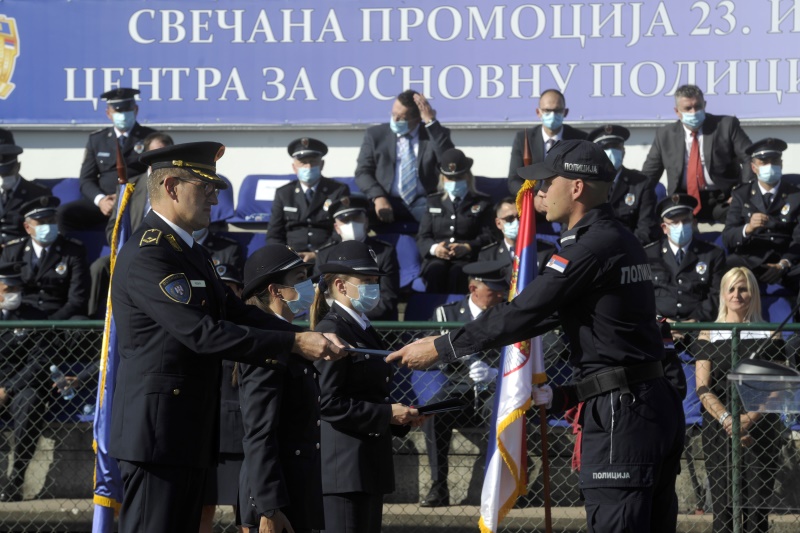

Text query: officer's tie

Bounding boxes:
[764,192,773,207]
[398,134,418,206]
[675,249,684,266]
[686,131,705,215]
[34,248,47,274]
[115,135,127,183]
[305,187,314,205]
[452,196,461,211]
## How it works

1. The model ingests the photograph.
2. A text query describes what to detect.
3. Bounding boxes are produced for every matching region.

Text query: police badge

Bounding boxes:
[55,261,67,276]
[160,273,191,304]
[133,141,145,154]
[323,199,332,212]
[696,262,708,275]
[471,205,481,213]
[782,204,790,215]
[624,193,635,206]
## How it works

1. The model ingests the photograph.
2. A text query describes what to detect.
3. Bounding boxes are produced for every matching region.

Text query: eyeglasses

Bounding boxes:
[178,178,220,197]
[498,215,520,223]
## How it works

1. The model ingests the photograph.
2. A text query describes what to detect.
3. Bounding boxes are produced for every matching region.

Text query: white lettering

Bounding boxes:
[217,10,245,43]
[592,63,624,97]
[317,10,346,42]
[478,65,505,98]
[361,8,392,42]
[261,67,286,101]
[331,66,365,101]
[510,4,546,40]
[428,6,463,42]
[399,7,424,42]
[161,10,187,44]
[509,64,542,99]
[287,67,316,101]
[552,4,586,47]
[65,68,99,110]
[282,8,313,43]
[629,61,665,97]
[466,5,505,40]
[438,65,473,99]
[769,0,800,33]
[129,9,156,44]
[190,10,214,43]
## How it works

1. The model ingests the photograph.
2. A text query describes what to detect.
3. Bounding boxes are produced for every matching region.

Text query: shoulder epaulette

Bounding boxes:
[66,237,85,246]
[89,127,107,136]
[480,241,500,251]
[164,234,183,252]
[643,241,660,249]
[4,237,25,247]
[139,229,162,247]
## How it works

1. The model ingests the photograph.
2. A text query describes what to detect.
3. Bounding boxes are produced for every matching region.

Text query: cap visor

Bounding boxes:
[516,162,556,182]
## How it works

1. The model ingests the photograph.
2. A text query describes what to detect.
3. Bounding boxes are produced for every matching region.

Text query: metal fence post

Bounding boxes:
[730,326,742,533]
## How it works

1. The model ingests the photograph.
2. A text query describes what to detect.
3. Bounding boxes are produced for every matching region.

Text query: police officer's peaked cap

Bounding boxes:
[0,144,23,173]
[746,138,787,159]
[439,148,474,177]
[587,125,630,146]
[287,137,328,160]
[656,193,698,220]
[0,262,24,286]
[516,140,615,182]
[0,128,15,146]
[463,260,510,291]
[243,244,312,300]
[140,141,229,189]
[100,88,140,112]
[329,196,369,219]
[318,240,384,277]
[216,263,243,287]
[21,195,60,220]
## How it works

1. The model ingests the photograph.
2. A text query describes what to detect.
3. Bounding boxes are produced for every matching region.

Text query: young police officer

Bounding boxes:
[388,140,685,533]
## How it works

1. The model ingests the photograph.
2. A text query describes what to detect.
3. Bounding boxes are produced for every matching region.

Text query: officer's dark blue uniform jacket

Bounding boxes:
[608,166,659,245]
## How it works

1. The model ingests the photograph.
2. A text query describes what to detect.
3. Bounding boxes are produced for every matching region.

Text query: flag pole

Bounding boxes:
[539,405,553,533]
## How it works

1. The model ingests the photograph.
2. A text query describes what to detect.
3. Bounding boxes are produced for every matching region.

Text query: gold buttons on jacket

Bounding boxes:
[172,389,180,396]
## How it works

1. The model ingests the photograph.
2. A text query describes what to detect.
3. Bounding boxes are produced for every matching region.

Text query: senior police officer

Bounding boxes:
[109,142,346,533]
[388,140,685,533]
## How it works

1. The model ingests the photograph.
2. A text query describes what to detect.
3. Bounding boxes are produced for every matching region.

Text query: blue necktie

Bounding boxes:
[675,249,684,265]
[398,135,418,206]
[305,188,314,205]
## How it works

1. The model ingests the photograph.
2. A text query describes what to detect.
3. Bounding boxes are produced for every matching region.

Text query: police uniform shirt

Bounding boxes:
[416,191,494,259]
[608,167,660,245]
[478,238,557,275]
[434,204,664,380]
[266,177,349,251]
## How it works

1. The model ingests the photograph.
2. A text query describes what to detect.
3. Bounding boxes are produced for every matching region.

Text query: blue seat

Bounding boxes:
[331,176,356,194]
[655,182,667,202]
[763,294,793,323]
[211,174,235,224]
[35,178,83,204]
[245,232,268,257]
[695,231,720,244]
[404,293,462,321]
[67,230,106,265]
[378,233,421,289]
[475,176,510,204]
[229,174,294,226]
[682,359,703,426]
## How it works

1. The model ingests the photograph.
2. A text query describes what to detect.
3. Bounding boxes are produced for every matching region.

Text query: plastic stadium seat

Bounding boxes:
[371,220,420,236]
[331,176,356,194]
[403,293,462,321]
[245,232,267,257]
[475,176,510,204]
[35,178,82,204]
[377,233,421,289]
[655,182,667,202]
[229,174,294,226]
[695,231,720,244]
[67,230,106,265]
[762,294,793,324]
[681,358,703,426]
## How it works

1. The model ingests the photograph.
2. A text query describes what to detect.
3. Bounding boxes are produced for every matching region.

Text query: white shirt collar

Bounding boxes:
[114,127,128,139]
[467,296,484,320]
[683,125,702,140]
[30,239,49,258]
[299,181,315,194]
[667,240,689,256]
[152,210,195,248]
[335,301,369,330]
[756,180,780,196]
[541,128,563,144]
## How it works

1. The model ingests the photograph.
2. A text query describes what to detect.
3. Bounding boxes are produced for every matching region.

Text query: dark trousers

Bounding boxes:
[322,492,383,533]
[118,460,207,533]
[57,197,108,232]
[420,258,471,294]
[5,388,45,495]
[89,255,111,318]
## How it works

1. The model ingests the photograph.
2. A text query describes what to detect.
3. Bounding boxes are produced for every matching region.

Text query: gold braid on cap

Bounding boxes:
[171,160,223,182]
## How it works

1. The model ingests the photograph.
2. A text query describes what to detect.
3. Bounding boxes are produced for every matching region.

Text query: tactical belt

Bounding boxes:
[575,361,664,402]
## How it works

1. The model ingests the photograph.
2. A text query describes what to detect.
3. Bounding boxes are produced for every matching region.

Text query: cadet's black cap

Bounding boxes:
[516,140,615,182]
[287,138,328,160]
[587,124,630,146]
[656,193,698,220]
[439,148,473,177]
[100,88,140,112]
[0,262,23,287]
[215,263,243,286]
[329,196,369,219]
[463,260,510,291]
[0,144,22,174]
[21,196,60,220]
[318,241,384,277]
[243,245,312,300]
[746,138,787,160]
[140,141,228,189]
[0,128,14,146]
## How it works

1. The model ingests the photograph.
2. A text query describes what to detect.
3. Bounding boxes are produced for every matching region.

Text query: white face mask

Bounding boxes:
[338,221,366,242]
[1,291,21,311]
[1,175,18,191]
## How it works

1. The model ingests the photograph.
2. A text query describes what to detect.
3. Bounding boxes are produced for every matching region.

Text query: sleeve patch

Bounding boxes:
[159,273,192,304]
[139,229,162,247]
[546,254,570,273]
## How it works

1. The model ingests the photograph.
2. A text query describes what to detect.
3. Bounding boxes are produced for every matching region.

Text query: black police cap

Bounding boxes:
[439,148,474,177]
[20,195,60,220]
[0,262,23,286]
[0,144,23,170]
[656,193,698,220]
[140,141,228,189]
[100,88,140,112]
[746,138,787,160]
[463,260,510,291]
[287,137,328,160]
[329,196,369,219]
[587,124,630,146]
[243,244,312,300]
[516,140,615,183]
[0,128,14,146]
[318,240,384,277]
[215,263,243,286]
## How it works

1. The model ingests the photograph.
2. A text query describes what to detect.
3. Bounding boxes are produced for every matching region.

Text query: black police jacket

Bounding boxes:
[267,177,349,252]
[1,235,90,320]
[434,204,665,380]
[108,211,299,468]
[218,359,244,455]
[314,303,407,495]
[477,239,557,275]
[646,237,725,322]
[608,167,660,245]
[0,177,50,243]
[201,233,245,272]
[417,192,494,261]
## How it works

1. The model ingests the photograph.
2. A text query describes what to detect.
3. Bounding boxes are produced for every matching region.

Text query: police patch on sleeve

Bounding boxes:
[159,273,192,304]
[546,254,570,273]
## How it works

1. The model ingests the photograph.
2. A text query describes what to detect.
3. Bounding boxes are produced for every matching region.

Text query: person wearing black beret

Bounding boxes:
[0,142,50,244]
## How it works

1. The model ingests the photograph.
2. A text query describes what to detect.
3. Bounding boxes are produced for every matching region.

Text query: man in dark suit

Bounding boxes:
[355,90,454,225]
[58,88,157,231]
[267,138,349,262]
[507,89,588,195]
[641,84,752,223]
[108,142,345,532]
[588,125,659,245]
[0,143,50,244]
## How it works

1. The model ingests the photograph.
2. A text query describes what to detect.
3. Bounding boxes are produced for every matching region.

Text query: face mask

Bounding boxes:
[604,148,624,171]
[758,164,782,185]
[503,218,519,240]
[389,117,409,135]
[339,221,366,242]
[297,166,321,186]
[668,222,693,247]
[541,112,564,131]
[680,109,705,130]
[34,223,58,246]
[282,278,315,315]
[1,291,21,311]
[112,111,135,132]
[443,179,468,198]
[347,281,381,314]
[1,174,18,191]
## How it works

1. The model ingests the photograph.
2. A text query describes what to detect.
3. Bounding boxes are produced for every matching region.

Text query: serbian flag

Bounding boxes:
[91,182,135,532]
[479,180,546,533]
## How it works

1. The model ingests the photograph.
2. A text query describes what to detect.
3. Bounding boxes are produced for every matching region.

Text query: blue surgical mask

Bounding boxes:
[282,279,315,315]
[112,111,135,132]
[297,166,321,186]
[757,164,782,185]
[503,218,519,240]
[680,109,705,130]
[347,281,381,314]
[541,112,564,131]
[604,148,624,171]
[390,117,409,135]
[34,223,58,246]
[668,222,693,247]
[443,179,468,198]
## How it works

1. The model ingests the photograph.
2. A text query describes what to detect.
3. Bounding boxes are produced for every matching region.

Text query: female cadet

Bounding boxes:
[416,148,494,293]
[310,240,423,533]
[237,245,324,533]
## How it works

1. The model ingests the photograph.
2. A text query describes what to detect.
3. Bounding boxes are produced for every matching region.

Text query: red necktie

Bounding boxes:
[686,131,706,215]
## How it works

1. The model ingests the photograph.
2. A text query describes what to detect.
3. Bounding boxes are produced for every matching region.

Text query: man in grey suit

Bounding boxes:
[355,90,454,225]
[507,89,588,195]
[641,84,752,223]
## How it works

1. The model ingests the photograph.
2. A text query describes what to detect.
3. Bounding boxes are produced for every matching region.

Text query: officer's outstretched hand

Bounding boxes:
[532,384,553,409]
[292,332,349,362]
[260,509,294,533]
[386,335,441,369]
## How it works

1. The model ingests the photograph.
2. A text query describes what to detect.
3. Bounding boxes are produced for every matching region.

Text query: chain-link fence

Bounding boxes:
[1,321,799,532]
